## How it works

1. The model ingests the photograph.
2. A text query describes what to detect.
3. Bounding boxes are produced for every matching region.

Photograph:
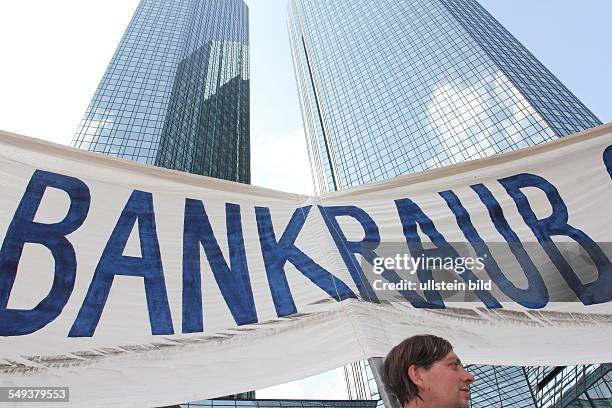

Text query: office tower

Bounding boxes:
[72,0,250,183]
[71,0,250,400]
[467,365,536,408]
[344,361,379,401]
[468,364,612,407]
[177,398,379,408]
[288,0,605,406]
[288,0,601,195]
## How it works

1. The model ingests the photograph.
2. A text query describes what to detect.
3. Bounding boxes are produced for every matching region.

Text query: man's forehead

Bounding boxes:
[441,351,461,363]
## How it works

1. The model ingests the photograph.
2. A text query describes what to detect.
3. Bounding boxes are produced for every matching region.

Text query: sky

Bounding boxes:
[0,0,610,400]
[0,1,610,196]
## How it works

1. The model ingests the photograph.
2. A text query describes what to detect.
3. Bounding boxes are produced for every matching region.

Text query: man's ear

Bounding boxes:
[407,364,425,389]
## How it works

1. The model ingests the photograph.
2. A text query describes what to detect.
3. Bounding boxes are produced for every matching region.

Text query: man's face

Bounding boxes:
[417,351,474,408]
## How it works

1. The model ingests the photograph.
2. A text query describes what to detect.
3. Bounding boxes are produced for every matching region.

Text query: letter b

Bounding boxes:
[0,170,90,336]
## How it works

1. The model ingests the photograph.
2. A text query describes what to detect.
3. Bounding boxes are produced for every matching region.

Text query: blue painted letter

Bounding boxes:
[441,189,548,308]
[69,190,173,336]
[319,205,435,307]
[395,198,501,308]
[604,145,612,179]
[0,170,90,336]
[256,206,356,317]
[182,200,257,333]
[499,173,611,305]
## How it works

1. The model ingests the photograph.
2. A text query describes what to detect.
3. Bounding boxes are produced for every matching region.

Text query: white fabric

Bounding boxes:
[0,124,611,407]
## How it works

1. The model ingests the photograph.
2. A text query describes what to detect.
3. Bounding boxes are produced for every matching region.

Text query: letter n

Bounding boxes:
[182,200,257,333]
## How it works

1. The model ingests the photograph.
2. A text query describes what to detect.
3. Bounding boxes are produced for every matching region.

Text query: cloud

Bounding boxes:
[425,70,544,168]
[251,128,315,195]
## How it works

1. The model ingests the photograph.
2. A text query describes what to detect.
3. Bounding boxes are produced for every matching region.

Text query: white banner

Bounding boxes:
[0,124,611,407]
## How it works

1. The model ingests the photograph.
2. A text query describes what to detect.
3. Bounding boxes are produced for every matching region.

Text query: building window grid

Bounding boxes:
[72,0,249,180]
[180,401,379,408]
[289,0,605,405]
[290,0,573,192]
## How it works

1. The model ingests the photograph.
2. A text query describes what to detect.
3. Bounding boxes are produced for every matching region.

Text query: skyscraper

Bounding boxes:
[177,397,379,408]
[71,0,250,183]
[287,0,606,406]
[287,0,601,195]
[468,364,612,407]
[71,1,250,400]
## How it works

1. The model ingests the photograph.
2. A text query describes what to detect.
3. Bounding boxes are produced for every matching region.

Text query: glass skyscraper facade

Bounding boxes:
[344,360,379,401]
[175,399,378,408]
[467,364,612,407]
[288,0,605,407]
[288,0,601,194]
[71,0,250,183]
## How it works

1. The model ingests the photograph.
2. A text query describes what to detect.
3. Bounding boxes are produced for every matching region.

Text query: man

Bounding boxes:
[383,334,474,408]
